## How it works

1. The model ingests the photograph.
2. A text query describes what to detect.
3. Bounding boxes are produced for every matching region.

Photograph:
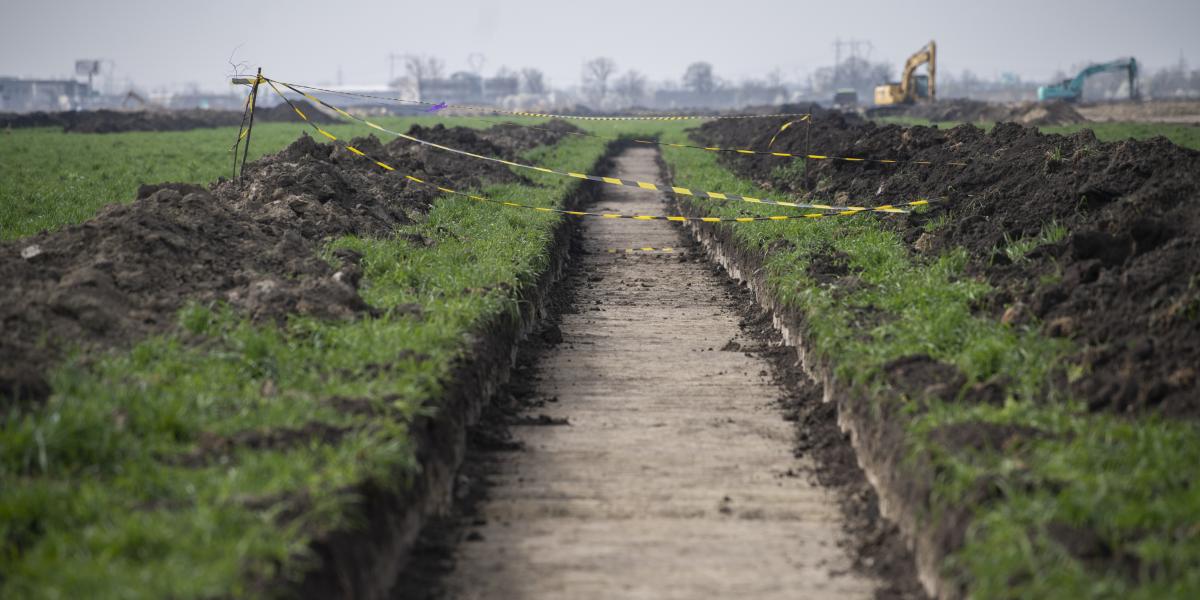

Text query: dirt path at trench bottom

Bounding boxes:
[393,147,904,599]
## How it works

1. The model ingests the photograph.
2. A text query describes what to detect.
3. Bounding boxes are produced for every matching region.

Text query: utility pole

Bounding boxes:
[833,38,872,88]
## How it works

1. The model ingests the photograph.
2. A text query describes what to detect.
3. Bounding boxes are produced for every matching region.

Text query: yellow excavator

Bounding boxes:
[121,90,149,109]
[874,41,936,106]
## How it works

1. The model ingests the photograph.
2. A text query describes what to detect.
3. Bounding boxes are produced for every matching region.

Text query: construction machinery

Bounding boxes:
[120,90,149,109]
[874,41,936,106]
[1037,58,1138,102]
[832,88,859,109]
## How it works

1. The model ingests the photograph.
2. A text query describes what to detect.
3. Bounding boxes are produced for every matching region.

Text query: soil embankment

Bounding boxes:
[394,148,924,599]
[697,113,1200,416]
[0,101,335,133]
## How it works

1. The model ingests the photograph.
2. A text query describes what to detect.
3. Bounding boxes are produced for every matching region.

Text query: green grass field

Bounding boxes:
[1,114,1197,598]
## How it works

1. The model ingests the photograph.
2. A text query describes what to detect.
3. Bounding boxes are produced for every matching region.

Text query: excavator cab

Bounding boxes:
[911,75,930,100]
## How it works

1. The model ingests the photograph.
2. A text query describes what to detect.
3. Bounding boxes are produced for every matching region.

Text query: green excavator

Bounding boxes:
[1037,58,1139,102]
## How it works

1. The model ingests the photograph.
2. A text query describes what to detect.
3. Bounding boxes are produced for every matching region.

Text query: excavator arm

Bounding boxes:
[1038,58,1138,102]
[121,90,148,109]
[899,41,936,99]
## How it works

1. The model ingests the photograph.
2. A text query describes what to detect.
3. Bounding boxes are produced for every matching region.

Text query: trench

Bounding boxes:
[397,147,879,598]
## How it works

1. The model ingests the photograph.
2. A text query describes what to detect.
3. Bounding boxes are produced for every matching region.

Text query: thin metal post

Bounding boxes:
[803,103,814,193]
[231,86,253,180]
[239,68,263,184]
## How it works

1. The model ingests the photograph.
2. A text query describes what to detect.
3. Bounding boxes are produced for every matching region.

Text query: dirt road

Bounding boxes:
[434,147,876,599]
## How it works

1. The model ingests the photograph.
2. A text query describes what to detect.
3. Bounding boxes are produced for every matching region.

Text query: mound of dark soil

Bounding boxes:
[894,99,999,122]
[0,111,69,129]
[0,101,334,134]
[1,121,544,405]
[62,109,244,133]
[252,101,339,125]
[479,119,584,155]
[382,124,532,188]
[694,115,1200,416]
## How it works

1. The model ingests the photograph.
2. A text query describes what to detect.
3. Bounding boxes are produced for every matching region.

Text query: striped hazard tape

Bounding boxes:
[642,137,968,167]
[262,79,893,223]
[270,80,811,122]
[767,118,805,148]
[272,79,933,215]
[606,247,682,254]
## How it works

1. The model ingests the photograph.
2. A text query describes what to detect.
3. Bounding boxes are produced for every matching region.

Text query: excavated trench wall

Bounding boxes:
[292,140,630,599]
[659,155,953,599]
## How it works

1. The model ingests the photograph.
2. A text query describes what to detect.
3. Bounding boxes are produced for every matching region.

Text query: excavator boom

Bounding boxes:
[1037,58,1138,102]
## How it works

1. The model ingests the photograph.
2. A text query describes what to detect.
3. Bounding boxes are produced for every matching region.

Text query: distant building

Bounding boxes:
[161,92,245,111]
[0,77,91,112]
[412,72,522,106]
[651,86,787,110]
[419,72,483,104]
[483,74,519,102]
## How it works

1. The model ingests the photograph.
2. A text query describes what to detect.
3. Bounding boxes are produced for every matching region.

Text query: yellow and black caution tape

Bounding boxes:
[641,136,968,167]
[273,79,932,215]
[270,80,811,122]
[270,79,970,168]
[606,247,682,254]
[767,118,806,148]
[634,116,967,166]
[263,79,891,223]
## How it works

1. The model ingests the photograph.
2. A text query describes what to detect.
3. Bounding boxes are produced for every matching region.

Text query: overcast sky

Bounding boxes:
[3,0,1198,92]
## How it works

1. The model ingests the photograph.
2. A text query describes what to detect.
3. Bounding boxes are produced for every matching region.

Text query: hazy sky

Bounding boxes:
[3,0,1198,92]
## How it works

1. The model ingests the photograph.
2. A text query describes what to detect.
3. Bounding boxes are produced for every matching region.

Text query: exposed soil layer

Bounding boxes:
[392,148,925,599]
[695,113,1200,417]
[0,101,335,133]
[0,122,577,405]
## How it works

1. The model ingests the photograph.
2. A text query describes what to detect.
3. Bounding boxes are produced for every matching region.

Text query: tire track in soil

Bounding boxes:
[394,147,882,599]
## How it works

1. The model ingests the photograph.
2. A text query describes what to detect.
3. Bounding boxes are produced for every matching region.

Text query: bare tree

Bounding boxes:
[521,68,547,95]
[405,55,445,81]
[1149,58,1199,98]
[683,62,716,94]
[582,57,617,104]
[614,70,647,106]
